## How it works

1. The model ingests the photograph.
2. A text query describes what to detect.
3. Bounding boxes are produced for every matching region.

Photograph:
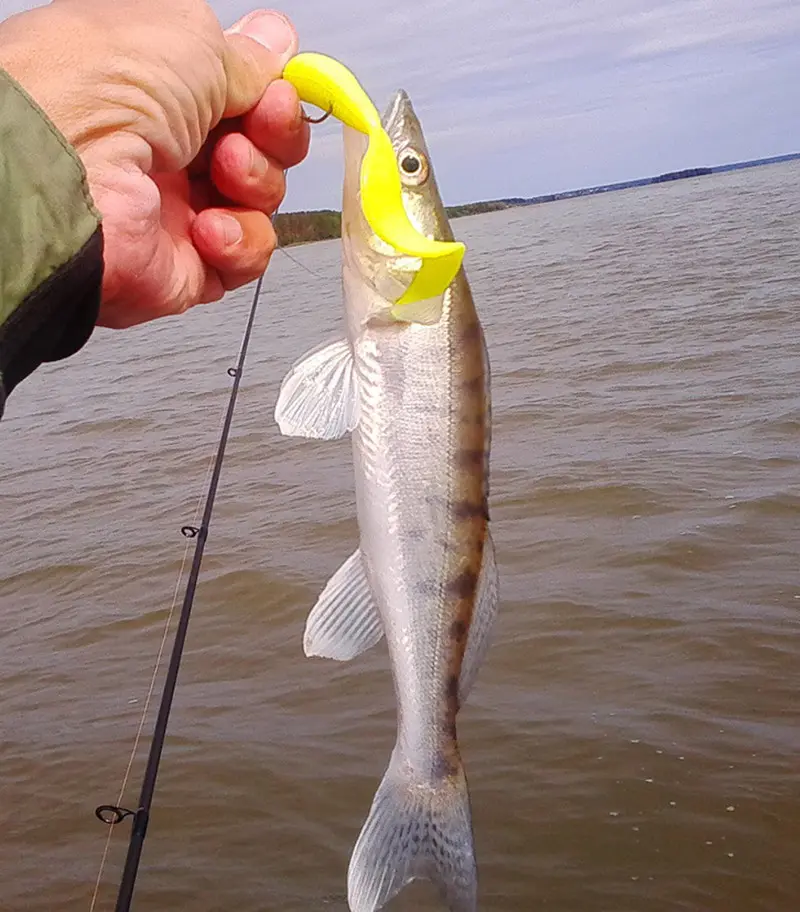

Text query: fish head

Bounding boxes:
[381,90,455,247]
[342,90,456,328]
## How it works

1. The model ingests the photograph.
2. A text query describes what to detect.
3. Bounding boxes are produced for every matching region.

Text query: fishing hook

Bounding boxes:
[301,104,333,125]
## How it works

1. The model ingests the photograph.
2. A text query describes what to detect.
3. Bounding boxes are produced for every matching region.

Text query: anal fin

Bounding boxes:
[303,549,384,660]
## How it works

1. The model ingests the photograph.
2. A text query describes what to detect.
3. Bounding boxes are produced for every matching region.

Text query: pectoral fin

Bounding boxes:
[304,549,384,660]
[274,339,359,439]
[459,532,499,701]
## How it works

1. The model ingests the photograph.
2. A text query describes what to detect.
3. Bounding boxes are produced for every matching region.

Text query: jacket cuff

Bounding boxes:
[0,68,103,416]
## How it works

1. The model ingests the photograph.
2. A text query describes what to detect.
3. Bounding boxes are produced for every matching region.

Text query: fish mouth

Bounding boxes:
[381,89,425,147]
[381,89,412,129]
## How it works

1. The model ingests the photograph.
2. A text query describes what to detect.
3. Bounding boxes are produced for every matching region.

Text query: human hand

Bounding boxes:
[0,1,309,328]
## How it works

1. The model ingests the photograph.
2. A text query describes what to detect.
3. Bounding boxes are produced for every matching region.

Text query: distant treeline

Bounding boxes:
[274,209,341,246]
[502,152,800,207]
[444,200,512,218]
[513,167,714,205]
[274,200,510,246]
[274,151,800,247]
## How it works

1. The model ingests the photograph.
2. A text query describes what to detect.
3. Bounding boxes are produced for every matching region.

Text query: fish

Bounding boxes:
[274,89,498,912]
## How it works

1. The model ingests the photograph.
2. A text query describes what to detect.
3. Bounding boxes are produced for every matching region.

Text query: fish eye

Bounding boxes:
[398,148,429,186]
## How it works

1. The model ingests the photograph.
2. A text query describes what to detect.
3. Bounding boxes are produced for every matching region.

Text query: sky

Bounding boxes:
[3,0,800,210]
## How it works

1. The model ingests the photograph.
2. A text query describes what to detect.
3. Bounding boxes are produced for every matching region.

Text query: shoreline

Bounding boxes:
[275,151,800,247]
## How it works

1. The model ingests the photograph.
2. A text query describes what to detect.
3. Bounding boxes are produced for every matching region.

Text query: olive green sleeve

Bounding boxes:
[0,67,103,417]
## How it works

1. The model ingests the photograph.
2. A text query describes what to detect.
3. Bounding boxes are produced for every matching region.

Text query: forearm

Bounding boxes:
[0,67,103,416]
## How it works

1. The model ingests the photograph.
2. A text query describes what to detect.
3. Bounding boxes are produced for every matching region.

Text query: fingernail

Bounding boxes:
[218,214,243,247]
[249,146,268,179]
[238,10,294,55]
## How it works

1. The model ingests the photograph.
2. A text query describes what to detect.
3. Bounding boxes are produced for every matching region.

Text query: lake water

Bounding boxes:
[1,160,799,912]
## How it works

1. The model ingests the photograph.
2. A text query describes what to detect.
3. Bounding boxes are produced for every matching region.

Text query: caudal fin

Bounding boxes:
[347,747,477,912]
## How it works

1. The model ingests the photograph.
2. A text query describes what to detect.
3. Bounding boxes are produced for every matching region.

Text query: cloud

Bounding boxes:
[258,0,800,207]
[3,0,799,207]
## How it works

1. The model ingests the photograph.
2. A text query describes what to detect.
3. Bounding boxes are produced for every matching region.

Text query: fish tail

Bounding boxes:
[347,745,477,912]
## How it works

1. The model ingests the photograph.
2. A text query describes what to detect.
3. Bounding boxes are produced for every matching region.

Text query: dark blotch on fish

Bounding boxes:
[446,568,478,598]
[446,674,460,699]
[460,321,481,344]
[461,375,483,395]
[433,747,458,777]
[452,498,489,521]
[455,448,484,469]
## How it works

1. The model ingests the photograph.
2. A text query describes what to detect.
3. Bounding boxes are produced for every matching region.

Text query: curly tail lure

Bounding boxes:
[283,53,466,306]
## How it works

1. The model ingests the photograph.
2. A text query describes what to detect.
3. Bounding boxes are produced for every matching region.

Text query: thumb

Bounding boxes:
[222,9,298,118]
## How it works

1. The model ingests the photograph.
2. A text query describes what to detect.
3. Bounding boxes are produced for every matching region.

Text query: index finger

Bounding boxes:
[242,79,310,168]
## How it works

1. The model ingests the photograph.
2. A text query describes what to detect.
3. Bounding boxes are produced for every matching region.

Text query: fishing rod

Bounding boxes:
[94,272,264,912]
[91,100,328,911]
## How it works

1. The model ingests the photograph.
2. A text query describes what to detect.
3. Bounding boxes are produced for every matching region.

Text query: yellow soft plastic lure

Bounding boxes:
[283,52,465,307]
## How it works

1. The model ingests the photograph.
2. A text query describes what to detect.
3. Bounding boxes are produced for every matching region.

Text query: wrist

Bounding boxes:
[0,66,103,402]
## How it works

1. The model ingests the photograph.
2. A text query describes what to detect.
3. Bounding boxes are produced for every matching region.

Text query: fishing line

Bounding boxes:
[92,272,265,912]
[277,243,327,279]
[89,446,214,912]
